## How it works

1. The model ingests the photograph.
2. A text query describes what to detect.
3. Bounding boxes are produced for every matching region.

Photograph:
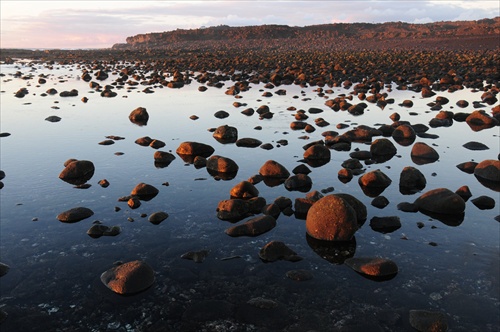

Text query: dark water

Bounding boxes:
[0,62,498,331]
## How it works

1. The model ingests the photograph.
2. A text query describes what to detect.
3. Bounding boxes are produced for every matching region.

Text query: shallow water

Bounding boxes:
[0,62,499,331]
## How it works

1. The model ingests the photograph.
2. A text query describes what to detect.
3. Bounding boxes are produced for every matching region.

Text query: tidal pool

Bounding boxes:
[0,61,498,331]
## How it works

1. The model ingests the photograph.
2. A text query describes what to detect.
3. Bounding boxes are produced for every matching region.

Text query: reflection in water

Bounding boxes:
[306,233,356,265]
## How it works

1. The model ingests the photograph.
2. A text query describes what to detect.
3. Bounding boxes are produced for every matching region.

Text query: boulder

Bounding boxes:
[230,181,259,199]
[414,188,465,215]
[411,142,439,164]
[370,216,402,233]
[217,199,251,222]
[370,138,397,162]
[0,262,10,277]
[148,211,169,225]
[236,138,262,148]
[359,169,392,189]
[259,160,290,178]
[225,215,276,237]
[87,224,121,238]
[471,196,496,210]
[100,260,155,295]
[466,110,498,131]
[284,174,312,192]
[334,193,367,225]
[474,159,500,183]
[213,125,238,143]
[154,151,176,166]
[305,194,358,241]
[135,136,153,146]
[463,141,489,151]
[456,161,478,174]
[128,107,149,126]
[206,155,239,174]
[130,183,159,201]
[57,207,94,223]
[176,141,215,158]
[392,124,416,146]
[59,160,95,185]
[399,166,426,194]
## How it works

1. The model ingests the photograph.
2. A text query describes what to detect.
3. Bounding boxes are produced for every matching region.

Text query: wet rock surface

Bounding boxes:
[56,207,94,223]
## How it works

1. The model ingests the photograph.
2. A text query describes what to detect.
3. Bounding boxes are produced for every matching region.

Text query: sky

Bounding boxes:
[1,0,499,49]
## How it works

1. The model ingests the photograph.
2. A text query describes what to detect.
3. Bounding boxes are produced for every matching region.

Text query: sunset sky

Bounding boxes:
[1,0,498,49]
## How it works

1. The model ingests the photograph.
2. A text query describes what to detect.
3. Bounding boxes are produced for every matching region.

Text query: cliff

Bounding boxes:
[112,18,500,50]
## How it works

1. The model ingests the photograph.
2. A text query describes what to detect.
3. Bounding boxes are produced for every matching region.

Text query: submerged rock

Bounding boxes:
[471,196,496,210]
[87,224,121,238]
[409,310,448,332]
[399,166,426,194]
[100,260,155,295]
[181,250,210,263]
[344,257,398,279]
[0,262,10,277]
[225,215,276,237]
[259,241,302,262]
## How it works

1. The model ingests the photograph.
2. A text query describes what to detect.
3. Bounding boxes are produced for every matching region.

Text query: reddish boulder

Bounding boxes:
[414,188,465,215]
[100,260,155,295]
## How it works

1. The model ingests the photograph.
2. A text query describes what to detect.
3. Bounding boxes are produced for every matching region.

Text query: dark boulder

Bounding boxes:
[471,195,496,210]
[59,160,95,185]
[399,166,426,194]
[414,188,465,215]
[344,257,398,279]
[411,142,439,164]
[213,125,238,144]
[129,107,149,126]
[207,155,239,174]
[284,174,312,192]
[236,138,262,148]
[369,216,402,233]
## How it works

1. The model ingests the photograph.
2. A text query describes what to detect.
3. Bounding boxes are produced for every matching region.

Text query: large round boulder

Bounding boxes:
[306,195,358,241]
[414,188,465,215]
[100,260,155,295]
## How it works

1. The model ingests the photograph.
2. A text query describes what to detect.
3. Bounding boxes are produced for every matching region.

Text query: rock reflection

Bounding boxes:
[306,233,356,265]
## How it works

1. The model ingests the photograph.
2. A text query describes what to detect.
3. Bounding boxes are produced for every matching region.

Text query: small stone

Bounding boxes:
[148,211,169,225]
[409,310,448,332]
[100,260,155,295]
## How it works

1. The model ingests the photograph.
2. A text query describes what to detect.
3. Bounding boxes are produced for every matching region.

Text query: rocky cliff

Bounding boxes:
[112,18,500,50]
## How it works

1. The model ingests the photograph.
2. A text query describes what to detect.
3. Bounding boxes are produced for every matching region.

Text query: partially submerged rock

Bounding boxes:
[59,160,95,185]
[130,183,159,201]
[344,257,398,279]
[409,310,448,332]
[414,188,465,215]
[57,207,94,223]
[259,241,302,262]
[100,260,155,295]
[225,215,276,237]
